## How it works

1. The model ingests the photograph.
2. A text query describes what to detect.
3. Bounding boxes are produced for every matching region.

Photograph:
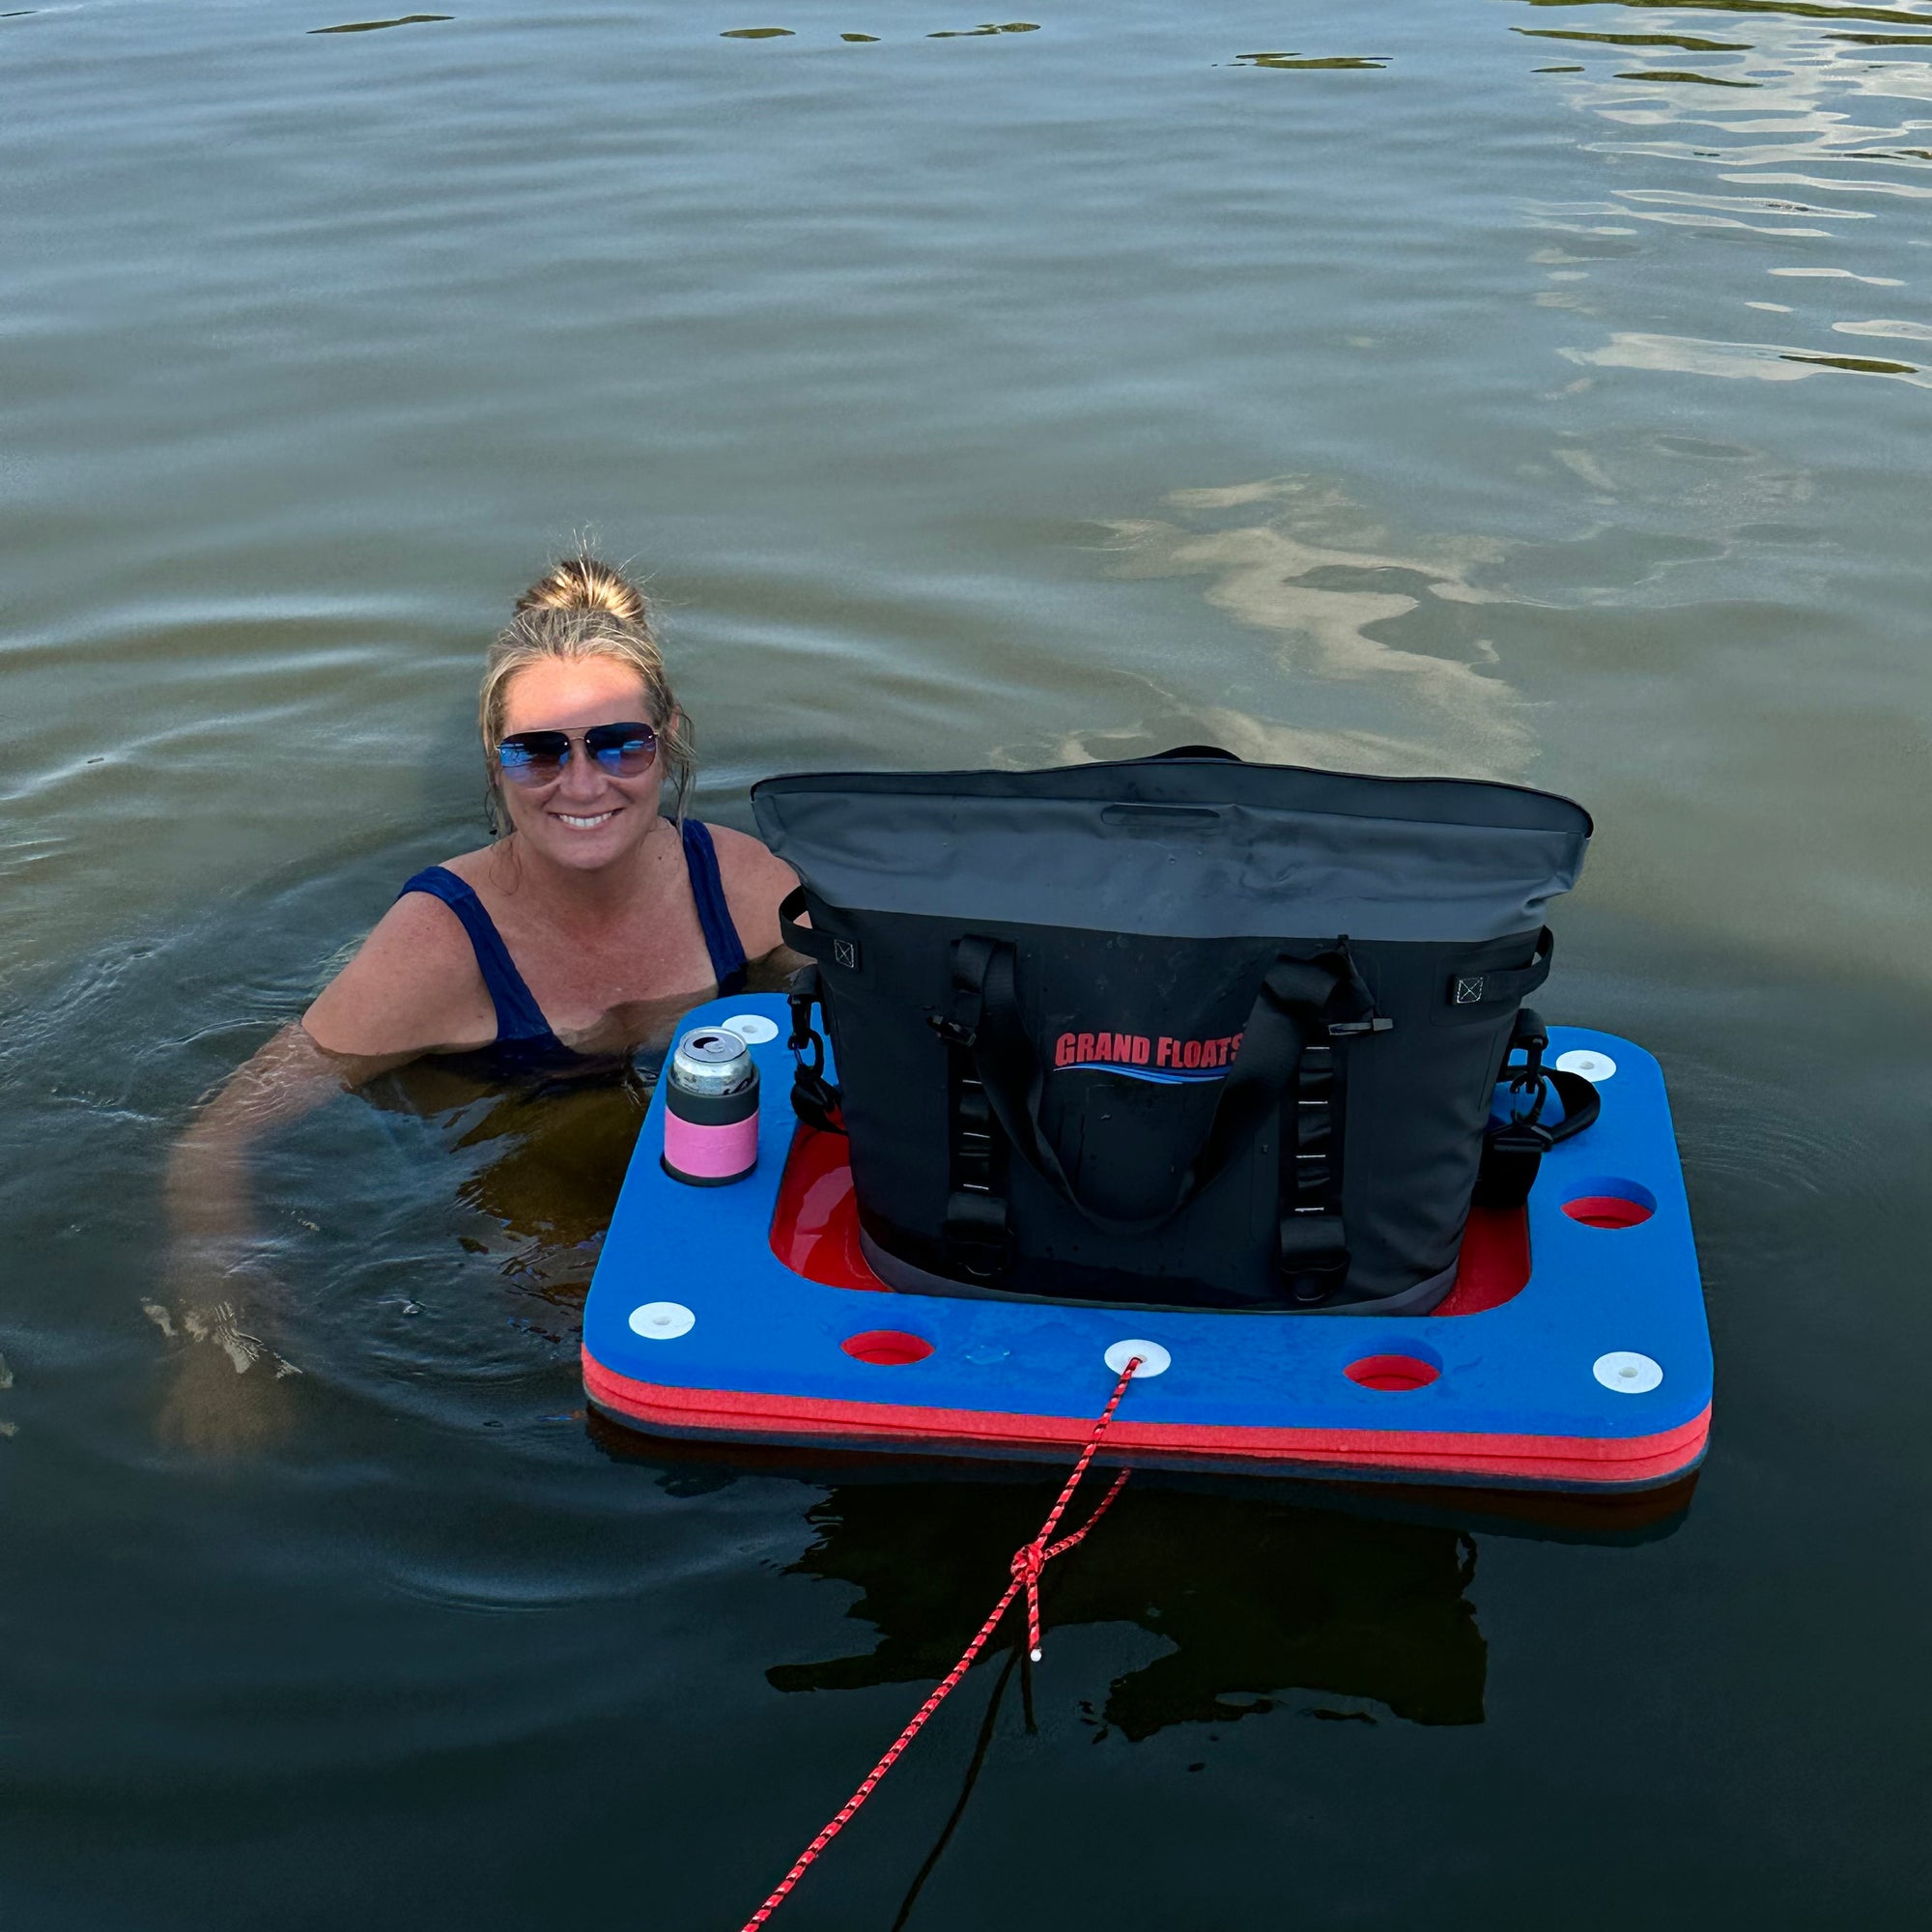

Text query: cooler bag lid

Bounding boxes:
[752,753,1592,942]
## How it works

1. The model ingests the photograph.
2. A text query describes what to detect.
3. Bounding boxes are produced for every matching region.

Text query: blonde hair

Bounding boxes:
[478,554,695,834]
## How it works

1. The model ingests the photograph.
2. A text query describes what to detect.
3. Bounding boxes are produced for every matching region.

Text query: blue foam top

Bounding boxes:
[583,997,1711,1446]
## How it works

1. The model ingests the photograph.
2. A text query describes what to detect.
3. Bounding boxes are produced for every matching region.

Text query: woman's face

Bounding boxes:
[495,656,668,873]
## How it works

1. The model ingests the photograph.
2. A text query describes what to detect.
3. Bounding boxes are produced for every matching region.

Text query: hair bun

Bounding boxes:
[514,553,647,623]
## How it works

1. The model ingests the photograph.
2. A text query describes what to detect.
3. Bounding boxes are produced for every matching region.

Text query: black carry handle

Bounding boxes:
[780,884,847,967]
[953,934,1378,1241]
[1445,926,1555,1011]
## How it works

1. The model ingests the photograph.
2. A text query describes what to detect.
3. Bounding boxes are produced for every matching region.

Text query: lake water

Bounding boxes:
[3,2,1928,1924]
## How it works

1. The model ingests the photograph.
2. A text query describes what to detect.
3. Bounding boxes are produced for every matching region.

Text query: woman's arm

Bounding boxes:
[167,1022,384,1258]
[169,892,491,1257]
[157,895,491,1449]
[157,1020,389,1454]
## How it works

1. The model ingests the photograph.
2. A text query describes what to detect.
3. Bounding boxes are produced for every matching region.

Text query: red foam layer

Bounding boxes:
[770,1126,1532,1315]
[582,1351,1711,1489]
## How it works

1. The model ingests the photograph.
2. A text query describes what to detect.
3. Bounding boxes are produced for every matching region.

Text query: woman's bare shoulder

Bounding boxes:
[426,841,500,889]
[705,819,793,881]
[706,822,798,958]
[301,876,497,1058]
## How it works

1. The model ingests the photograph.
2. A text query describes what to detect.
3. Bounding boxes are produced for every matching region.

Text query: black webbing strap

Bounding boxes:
[1280,1040,1349,1303]
[780,883,862,974]
[952,936,1386,1296]
[937,937,1009,1276]
[779,884,826,960]
[1445,927,1554,1010]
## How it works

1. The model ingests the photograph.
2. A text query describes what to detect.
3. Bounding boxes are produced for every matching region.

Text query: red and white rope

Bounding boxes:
[738,1355,1143,1930]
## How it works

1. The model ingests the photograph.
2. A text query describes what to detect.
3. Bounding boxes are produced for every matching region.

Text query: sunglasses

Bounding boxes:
[496,720,660,786]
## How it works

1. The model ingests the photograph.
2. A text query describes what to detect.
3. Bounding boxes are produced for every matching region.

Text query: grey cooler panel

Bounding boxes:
[754,761,1592,945]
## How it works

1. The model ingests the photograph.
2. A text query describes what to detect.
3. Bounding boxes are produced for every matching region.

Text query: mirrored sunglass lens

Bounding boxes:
[585,723,658,774]
[497,732,570,783]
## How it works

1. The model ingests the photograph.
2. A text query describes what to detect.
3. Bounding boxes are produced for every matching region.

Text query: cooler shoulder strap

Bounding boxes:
[1473,1005,1602,1208]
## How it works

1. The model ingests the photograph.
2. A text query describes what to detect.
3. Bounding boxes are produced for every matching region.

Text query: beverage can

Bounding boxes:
[663,1028,761,1185]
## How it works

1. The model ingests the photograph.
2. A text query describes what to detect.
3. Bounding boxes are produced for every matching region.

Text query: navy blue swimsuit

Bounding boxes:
[397,819,749,1073]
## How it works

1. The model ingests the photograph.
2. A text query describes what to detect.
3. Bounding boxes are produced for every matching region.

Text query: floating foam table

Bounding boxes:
[583,996,1711,1492]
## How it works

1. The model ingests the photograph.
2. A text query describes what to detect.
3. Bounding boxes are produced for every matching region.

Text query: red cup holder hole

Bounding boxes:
[1346,1353,1439,1392]
[842,1328,934,1366]
[1563,1195,1654,1229]
[1560,1177,1657,1229]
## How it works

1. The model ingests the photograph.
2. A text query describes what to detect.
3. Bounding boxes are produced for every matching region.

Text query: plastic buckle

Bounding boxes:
[785,979,818,1059]
[1327,1016,1394,1037]
[1492,1119,1552,1156]
[927,1014,979,1049]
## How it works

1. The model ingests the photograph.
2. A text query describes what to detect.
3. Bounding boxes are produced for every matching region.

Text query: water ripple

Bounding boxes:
[1563,327,1928,382]
[308,13,452,32]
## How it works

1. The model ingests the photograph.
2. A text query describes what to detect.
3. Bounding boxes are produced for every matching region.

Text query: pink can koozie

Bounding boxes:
[662,1028,760,1185]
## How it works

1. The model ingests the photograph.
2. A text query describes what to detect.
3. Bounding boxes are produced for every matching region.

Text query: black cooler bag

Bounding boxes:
[753,752,1591,1316]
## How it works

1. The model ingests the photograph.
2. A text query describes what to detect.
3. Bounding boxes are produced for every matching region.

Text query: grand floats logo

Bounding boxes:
[1051,1028,1243,1085]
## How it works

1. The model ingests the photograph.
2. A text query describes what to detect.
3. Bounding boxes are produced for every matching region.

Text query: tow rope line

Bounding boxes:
[737,1355,1144,1931]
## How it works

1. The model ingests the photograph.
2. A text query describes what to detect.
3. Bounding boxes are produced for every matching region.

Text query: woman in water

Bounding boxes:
[161,555,799,1444]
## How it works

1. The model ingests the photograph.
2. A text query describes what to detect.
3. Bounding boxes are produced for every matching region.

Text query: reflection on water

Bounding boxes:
[1232,53,1392,71]
[1833,315,1932,335]
[1095,476,1531,779]
[767,1484,1488,1729]
[308,13,453,31]
[1519,29,1756,47]
[1524,0,1932,24]
[1566,328,1927,383]
[1616,64,1759,82]
[721,20,1038,41]
[429,1073,644,1297]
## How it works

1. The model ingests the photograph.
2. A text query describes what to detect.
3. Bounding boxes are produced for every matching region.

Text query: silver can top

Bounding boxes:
[668,1028,756,1097]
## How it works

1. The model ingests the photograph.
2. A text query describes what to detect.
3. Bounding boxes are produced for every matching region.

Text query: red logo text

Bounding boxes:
[1053,1030,1245,1071]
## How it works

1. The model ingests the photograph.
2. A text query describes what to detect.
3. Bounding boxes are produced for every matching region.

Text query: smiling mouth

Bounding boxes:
[554,810,619,830]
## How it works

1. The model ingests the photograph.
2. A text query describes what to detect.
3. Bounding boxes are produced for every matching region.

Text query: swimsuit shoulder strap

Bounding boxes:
[680,821,750,997]
[396,866,557,1045]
